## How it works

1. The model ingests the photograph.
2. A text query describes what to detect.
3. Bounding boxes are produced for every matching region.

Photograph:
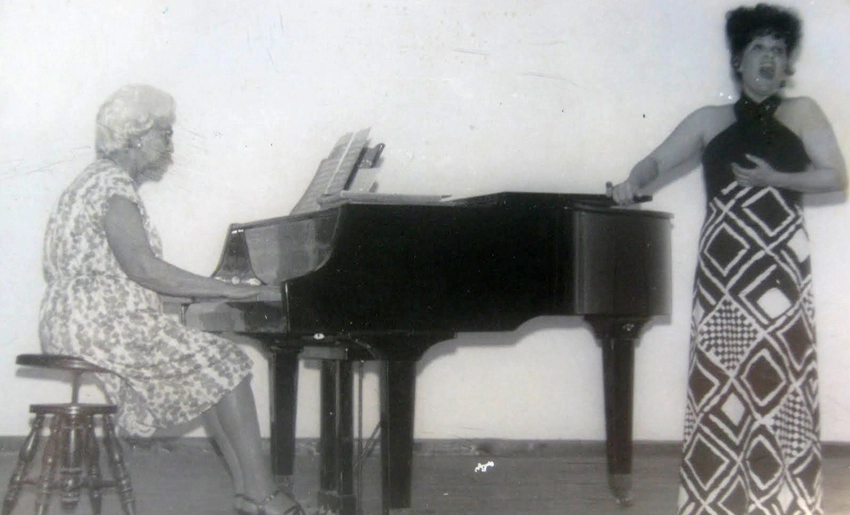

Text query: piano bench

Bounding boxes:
[2,354,136,515]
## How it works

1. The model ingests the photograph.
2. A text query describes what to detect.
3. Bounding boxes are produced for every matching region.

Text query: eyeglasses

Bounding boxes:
[143,126,173,145]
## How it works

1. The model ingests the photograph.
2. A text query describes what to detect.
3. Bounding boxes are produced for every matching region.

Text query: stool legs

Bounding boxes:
[85,419,103,515]
[59,414,85,511]
[35,417,62,515]
[2,410,136,515]
[2,415,46,515]
[102,416,136,515]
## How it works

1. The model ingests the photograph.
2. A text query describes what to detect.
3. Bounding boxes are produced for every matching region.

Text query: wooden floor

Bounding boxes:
[1,440,848,514]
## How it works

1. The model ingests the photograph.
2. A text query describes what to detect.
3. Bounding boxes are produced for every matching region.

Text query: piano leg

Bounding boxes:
[319,361,337,505]
[586,316,647,506]
[380,360,417,513]
[268,349,300,486]
[318,360,357,515]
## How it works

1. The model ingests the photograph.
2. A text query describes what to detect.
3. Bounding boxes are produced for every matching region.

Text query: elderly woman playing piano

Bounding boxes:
[39,84,305,515]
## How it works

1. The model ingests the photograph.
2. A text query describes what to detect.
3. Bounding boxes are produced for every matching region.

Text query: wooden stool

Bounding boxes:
[2,355,136,515]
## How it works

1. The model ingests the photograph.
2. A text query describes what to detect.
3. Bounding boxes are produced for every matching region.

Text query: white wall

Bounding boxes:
[1,0,849,443]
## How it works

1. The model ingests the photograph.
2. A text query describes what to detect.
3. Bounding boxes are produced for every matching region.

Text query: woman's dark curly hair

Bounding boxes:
[726,4,802,78]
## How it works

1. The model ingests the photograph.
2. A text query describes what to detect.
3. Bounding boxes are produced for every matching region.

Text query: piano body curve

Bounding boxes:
[175,191,672,513]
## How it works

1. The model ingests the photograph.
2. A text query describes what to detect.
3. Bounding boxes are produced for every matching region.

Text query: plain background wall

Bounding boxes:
[1,0,849,443]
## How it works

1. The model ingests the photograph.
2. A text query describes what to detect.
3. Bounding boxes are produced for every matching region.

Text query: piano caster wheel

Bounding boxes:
[274,474,294,497]
[609,473,633,507]
[614,494,634,508]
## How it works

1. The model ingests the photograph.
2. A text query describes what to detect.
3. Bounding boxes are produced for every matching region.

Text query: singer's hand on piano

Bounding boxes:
[607,179,643,205]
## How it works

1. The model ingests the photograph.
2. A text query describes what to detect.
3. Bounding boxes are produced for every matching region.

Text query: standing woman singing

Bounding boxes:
[610,4,845,514]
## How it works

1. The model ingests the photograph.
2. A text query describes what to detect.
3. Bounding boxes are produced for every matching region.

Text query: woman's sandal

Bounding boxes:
[235,489,306,515]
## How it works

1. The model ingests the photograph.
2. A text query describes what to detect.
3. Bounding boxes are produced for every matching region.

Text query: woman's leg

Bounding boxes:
[207,377,299,514]
[202,407,244,494]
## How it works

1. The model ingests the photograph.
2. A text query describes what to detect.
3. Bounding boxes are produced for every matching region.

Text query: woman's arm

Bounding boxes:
[104,196,272,299]
[733,97,847,193]
[611,106,714,204]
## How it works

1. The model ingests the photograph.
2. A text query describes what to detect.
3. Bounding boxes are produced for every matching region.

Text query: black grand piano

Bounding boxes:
[169,132,672,514]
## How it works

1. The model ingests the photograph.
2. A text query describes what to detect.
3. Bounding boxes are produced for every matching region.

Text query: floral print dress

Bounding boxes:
[39,160,253,437]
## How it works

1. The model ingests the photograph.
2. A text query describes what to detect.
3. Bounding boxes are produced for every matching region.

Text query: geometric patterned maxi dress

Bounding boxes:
[677,95,822,515]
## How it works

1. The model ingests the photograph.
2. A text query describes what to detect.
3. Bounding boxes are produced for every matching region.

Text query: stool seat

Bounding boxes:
[3,353,136,515]
[16,354,111,374]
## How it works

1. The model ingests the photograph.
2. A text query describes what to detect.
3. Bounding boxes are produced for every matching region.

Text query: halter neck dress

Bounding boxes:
[677,95,822,514]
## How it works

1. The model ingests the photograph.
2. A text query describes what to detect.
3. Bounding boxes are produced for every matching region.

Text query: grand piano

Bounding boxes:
[170,132,672,514]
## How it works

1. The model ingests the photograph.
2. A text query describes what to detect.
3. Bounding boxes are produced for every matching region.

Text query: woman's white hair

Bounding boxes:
[95,84,175,158]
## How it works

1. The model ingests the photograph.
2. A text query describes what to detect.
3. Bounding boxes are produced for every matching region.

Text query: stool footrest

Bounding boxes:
[30,404,118,416]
